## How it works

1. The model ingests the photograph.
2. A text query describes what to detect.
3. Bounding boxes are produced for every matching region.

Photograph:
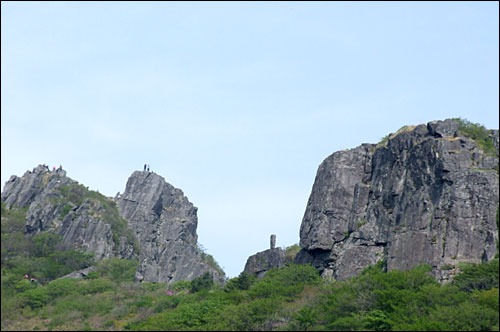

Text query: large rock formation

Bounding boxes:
[115,171,224,284]
[296,119,499,282]
[1,166,224,285]
[243,235,287,278]
[1,165,137,260]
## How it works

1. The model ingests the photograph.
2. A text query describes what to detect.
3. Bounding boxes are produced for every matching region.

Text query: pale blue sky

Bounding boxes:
[2,1,499,278]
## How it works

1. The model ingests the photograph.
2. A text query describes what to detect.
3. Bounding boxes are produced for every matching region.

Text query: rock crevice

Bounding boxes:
[296,119,499,282]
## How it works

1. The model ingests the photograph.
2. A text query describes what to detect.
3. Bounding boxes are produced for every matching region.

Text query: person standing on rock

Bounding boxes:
[147,165,150,172]
[144,164,147,171]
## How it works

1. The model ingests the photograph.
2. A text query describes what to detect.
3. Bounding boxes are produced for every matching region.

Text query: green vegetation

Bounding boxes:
[197,243,225,277]
[1,203,94,286]
[2,254,498,331]
[376,125,416,148]
[50,183,139,255]
[284,243,301,264]
[455,118,497,156]
[2,202,499,330]
[94,258,139,284]
[190,272,215,293]
[377,133,391,148]
[452,259,499,292]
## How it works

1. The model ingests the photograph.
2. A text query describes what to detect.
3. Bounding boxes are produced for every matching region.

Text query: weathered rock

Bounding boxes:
[244,248,287,278]
[243,234,286,278]
[1,165,137,260]
[297,119,499,282]
[270,234,276,249]
[2,167,225,285]
[59,266,97,280]
[116,171,224,284]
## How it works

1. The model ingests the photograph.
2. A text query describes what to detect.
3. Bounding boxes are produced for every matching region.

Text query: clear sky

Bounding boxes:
[1,1,499,278]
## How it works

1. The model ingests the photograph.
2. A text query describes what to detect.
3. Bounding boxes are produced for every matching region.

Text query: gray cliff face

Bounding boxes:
[297,119,499,282]
[1,165,136,260]
[2,167,225,285]
[116,171,224,284]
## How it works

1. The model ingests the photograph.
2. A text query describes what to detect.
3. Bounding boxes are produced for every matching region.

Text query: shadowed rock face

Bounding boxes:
[116,171,224,284]
[1,165,136,260]
[296,119,499,282]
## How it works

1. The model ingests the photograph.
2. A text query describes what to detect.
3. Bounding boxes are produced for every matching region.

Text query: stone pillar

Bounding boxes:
[270,234,276,249]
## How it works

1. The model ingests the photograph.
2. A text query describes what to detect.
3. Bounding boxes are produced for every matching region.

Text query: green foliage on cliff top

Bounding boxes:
[455,118,497,156]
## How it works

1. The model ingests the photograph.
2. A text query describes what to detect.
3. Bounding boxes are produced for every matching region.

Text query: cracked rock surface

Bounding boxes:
[1,165,136,260]
[296,119,499,282]
[116,171,224,284]
[2,167,224,285]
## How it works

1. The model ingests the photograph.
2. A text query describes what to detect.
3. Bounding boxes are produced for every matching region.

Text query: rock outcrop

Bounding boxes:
[243,249,286,278]
[115,171,224,284]
[1,165,137,260]
[296,119,499,282]
[1,166,224,285]
[243,235,287,278]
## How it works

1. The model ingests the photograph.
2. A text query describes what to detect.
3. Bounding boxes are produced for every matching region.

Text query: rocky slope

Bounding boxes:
[1,166,224,284]
[296,119,499,282]
[1,165,136,260]
[115,170,224,284]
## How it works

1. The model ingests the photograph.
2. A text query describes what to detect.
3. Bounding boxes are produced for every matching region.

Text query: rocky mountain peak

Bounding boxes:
[2,164,70,209]
[116,170,224,284]
[1,165,137,260]
[296,119,499,282]
[2,166,224,285]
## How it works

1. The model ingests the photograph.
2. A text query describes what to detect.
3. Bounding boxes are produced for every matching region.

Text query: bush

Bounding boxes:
[78,278,114,294]
[21,287,51,309]
[456,118,497,156]
[452,258,499,292]
[284,244,301,264]
[223,272,256,292]
[190,272,214,293]
[13,279,38,293]
[46,278,77,298]
[249,264,321,300]
[96,258,139,283]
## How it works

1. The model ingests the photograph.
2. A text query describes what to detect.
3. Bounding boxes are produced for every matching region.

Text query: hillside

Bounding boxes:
[1,118,498,330]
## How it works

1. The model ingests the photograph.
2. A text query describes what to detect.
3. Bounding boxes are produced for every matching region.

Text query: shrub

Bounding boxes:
[249,264,321,300]
[284,244,301,264]
[190,272,214,293]
[78,278,114,294]
[46,278,77,298]
[456,118,497,156]
[452,258,499,292]
[224,272,257,292]
[96,258,139,283]
[21,287,51,309]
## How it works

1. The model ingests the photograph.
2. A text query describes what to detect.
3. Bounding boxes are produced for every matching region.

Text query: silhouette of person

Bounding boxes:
[147,165,150,172]
[144,164,147,171]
